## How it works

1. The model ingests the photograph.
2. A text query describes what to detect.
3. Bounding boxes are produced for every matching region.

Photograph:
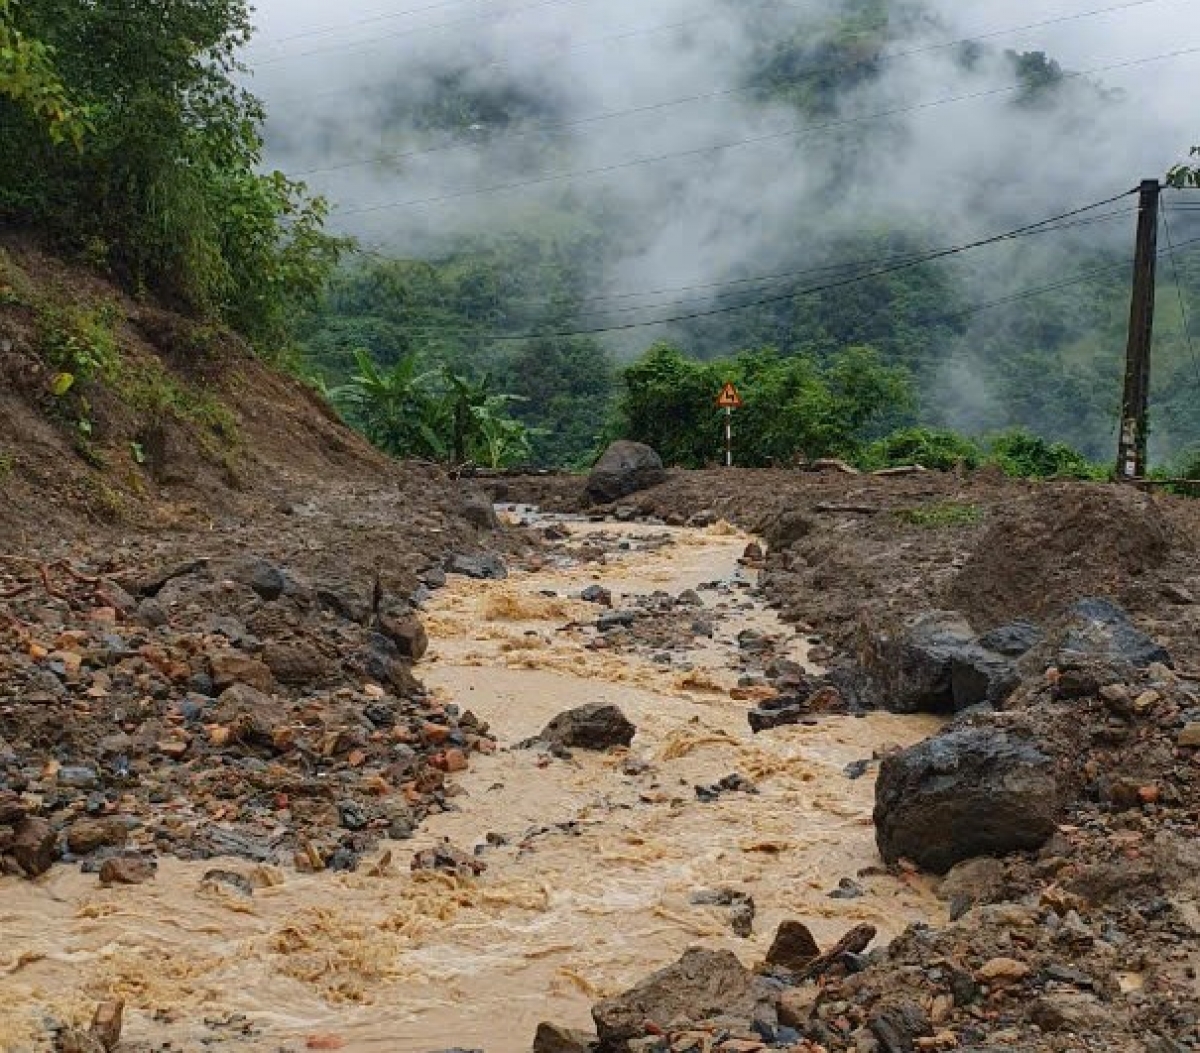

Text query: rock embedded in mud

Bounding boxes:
[66,818,129,856]
[857,611,1018,714]
[580,584,612,606]
[764,920,822,971]
[411,841,486,877]
[533,1022,598,1053]
[214,684,283,749]
[1027,992,1113,1033]
[762,510,813,550]
[591,948,777,1047]
[873,727,1058,874]
[1177,723,1200,748]
[535,703,636,751]
[460,491,500,531]
[376,612,429,662]
[11,815,57,877]
[975,621,1044,657]
[209,650,275,693]
[99,855,155,886]
[447,552,508,580]
[868,999,933,1053]
[89,999,124,1052]
[262,639,332,686]
[585,440,667,504]
[936,857,1005,917]
[229,556,288,601]
[1058,597,1172,669]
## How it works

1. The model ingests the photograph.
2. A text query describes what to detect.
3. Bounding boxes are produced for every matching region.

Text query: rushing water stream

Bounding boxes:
[0,514,943,1052]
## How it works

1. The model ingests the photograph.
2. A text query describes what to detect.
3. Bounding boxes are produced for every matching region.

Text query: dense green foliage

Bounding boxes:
[611,342,911,468]
[985,429,1106,480]
[860,427,982,472]
[609,346,1111,479]
[0,0,82,142]
[0,0,345,352]
[330,351,536,468]
[297,241,614,467]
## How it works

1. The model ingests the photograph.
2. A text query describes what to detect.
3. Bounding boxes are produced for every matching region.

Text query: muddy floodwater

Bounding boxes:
[0,516,944,1052]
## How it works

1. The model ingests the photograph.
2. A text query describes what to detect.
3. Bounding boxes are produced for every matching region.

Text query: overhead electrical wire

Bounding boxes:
[326,47,1200,217]
[357,205,1136,322]
[896,233,1195,342]
[356,235,1200,348]
[252,0,630,65]
[252,0,1172,58]
[250,0,554,50]
[1161,206,1200,388]
[349,190,1138,339]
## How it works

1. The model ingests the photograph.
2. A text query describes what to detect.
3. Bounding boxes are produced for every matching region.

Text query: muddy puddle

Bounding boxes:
[0,514,943,1052]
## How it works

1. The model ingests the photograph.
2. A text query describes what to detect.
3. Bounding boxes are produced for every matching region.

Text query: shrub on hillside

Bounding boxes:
[986,429,1104,480]
[859,427,982,472]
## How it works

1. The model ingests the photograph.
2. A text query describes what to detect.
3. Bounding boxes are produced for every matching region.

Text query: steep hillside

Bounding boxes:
[0,235,417,544]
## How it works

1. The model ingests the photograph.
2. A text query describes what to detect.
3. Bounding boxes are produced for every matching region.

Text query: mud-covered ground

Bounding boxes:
[487,469,1200,669]
[3,415,1199,1053]
[484,470,1200,1053]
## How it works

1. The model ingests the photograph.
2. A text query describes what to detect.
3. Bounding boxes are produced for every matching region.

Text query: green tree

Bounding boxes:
[0,0,84,143]
[0,0,346,353]
[611,342,914,468]
[332,349,445,460]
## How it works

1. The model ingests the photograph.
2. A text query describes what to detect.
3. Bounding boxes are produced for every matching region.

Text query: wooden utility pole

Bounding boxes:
[1116,178,1161,479]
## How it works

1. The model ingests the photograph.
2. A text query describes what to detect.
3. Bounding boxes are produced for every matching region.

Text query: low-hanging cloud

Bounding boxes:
[243,0,1200,449]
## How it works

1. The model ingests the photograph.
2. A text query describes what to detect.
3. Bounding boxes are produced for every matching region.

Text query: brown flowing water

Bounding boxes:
[0,516,943,1052]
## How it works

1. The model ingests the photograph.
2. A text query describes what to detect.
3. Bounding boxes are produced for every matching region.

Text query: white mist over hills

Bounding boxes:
[245,0,1197,250]
[240,0,1200,449]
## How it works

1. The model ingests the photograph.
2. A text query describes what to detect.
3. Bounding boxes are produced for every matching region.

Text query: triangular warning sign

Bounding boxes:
[716,381,743,409]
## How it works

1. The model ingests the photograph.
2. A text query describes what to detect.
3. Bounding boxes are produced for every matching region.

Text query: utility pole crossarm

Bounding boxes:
[1117,178,1161,480]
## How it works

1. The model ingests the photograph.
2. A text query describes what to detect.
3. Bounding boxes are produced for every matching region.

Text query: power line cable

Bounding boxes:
[352,208,1132,314]
[1161,205,1200,388]
[362,238,1200,347]
[252,0,641,66]
[250,0,542,50]
[328,48,1200,217]
[357,205,1136,322]
[254,0,1170,57]
[352,190,1138,338]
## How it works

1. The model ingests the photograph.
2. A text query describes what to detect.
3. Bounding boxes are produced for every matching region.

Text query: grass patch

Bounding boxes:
[37,301,121,384]
[79,476,125,521]
[894,501,983,528]
[0,451,14,484]
[114,357,239,449]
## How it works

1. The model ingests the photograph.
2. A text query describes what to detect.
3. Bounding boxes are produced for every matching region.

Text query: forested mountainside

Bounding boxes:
[287,0,1200,468]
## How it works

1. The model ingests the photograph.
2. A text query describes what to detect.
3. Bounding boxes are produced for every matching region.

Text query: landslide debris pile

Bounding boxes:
[488,468,1200,670]
[531,600,1200,1053]
[0,539,509,882]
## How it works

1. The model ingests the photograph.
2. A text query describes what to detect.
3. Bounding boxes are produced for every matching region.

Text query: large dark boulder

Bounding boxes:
[446,553,508,580]
[586,441,666,504]
[874,727,1058,874]
[592,948,776,1048]
[857,612,1018,714]
[1058,597,1172,669]
[536,703,636,751]
[976,622,1044,657]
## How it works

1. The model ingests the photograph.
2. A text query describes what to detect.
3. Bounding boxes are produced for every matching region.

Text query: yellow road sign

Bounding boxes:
[716,381,743,409]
